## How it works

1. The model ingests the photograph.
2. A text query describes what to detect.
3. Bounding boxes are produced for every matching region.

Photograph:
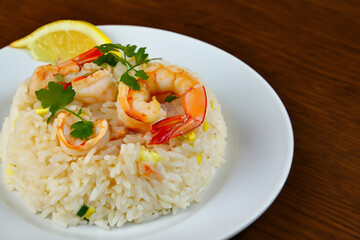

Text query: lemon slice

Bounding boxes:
[10,20,111,64]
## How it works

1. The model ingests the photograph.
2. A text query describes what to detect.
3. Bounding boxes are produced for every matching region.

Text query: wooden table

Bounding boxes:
[0,0,359,239]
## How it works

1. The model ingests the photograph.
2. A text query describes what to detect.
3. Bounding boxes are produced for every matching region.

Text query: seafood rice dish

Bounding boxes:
[0,44,227,229]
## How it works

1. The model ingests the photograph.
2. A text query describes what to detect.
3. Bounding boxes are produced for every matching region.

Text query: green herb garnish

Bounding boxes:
[35,82,94,140]
[76,205,89,217]
[70,121,94,140]
[93,43,161,91]
[54,73,64,82]
[165,93,179,102]
[83,69,98,77]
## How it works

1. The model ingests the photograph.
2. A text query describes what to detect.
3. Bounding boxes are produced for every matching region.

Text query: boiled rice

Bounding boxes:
[0,62,227,229]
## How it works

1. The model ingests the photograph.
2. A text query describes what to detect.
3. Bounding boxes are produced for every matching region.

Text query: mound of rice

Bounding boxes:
[0,62,227,229]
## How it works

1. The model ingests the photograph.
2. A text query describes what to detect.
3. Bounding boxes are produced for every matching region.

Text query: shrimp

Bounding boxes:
[28,48,103,97]
[110,126,129,140]
[116,63,207,144]
[56,112,110,156]
[116,81,165,132]
[71,68,117,104]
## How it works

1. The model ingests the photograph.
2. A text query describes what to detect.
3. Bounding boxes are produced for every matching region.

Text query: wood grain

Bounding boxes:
[0,0,359,239]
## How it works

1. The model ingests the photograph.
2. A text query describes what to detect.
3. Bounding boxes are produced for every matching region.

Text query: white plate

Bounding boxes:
[0,25,293,239]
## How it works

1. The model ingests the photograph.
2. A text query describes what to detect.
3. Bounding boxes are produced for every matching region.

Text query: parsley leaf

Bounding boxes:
[134,70,148,80]
[165,93,179,102]
[35,82,94,140]
[94,43,161,90]
[134,47,148,65]
[96,43,122,53]
[121,44,137,57]
[121,73,140,91]
[93,53,119,67]
[70,121,94,140]
[36,81,75,109]
[48,105,60,122]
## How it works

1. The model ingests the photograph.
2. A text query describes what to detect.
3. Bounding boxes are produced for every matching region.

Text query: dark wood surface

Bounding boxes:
[0,0,359,239]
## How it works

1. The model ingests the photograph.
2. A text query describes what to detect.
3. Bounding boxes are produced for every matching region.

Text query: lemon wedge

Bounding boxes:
[10,20,111,64]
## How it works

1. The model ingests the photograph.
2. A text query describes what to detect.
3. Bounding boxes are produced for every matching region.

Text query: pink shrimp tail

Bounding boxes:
[57,47,103,69]
[149,115,201,144]
[149,86,207,145]
[72,47,103,66]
